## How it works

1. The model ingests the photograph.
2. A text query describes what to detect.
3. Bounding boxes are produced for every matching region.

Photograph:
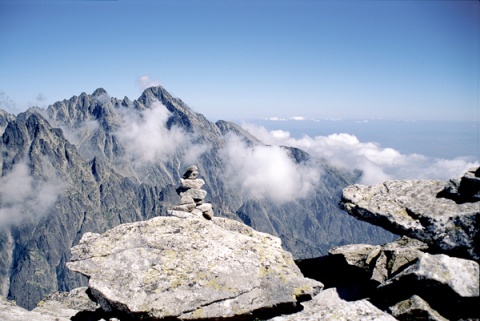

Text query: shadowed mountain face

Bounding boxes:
[0,86,395,309]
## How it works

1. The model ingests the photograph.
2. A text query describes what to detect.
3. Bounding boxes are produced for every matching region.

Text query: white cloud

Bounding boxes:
[290,116,305,121]
[136,75,161,90]
[219,134,320,203]
[242,123,478,185]
[60,120,100,147]
[116,101,187,166]
[0,162,65,226]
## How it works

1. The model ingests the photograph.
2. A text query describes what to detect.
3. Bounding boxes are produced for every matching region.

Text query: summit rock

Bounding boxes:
[67,216,323,320]
[340,168,480,261]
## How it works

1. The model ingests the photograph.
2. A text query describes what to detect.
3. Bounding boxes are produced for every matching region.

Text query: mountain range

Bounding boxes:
[0,86,394,309]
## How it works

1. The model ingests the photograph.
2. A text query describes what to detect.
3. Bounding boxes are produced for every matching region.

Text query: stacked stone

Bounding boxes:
[173,165,214,220]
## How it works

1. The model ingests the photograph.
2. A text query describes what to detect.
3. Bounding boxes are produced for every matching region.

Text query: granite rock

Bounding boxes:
[340,176,480,260]
[67,216,323,320]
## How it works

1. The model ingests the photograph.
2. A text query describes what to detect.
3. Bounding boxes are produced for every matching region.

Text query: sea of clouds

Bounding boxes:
[240,123,478,186]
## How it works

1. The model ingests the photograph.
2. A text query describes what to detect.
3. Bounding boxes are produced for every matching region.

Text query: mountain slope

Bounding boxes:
[0,86,394,309]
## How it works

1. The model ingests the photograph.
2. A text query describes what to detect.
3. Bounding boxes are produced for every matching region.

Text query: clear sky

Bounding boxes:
[0,0,478,121]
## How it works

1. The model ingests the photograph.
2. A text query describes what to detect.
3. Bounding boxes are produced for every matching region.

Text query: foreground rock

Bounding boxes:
[0,296,68,321]
[67,215,322,320]
[387,295,448,321]
[299,235,479,320]
[33,287,99,320]
[270,288,396,321]
[340,168,480,260]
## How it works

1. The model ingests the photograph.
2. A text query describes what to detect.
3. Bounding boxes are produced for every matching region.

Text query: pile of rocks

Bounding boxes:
[328,166,480,321]
[172,165,214,220]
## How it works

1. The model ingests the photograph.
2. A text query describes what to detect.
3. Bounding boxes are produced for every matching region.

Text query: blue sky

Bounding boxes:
[0,0,478,121]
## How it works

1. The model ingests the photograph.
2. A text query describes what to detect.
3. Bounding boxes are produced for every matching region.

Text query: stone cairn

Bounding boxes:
[172,165,214,220]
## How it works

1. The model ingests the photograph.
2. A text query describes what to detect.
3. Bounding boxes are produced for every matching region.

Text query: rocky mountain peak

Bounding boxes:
[91,88,108,97]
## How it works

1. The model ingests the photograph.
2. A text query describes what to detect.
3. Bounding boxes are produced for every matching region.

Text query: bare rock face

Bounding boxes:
[270,288,397,321]
[0,296,67,321]
[340,170,480,260]
[329,236,429,286]
[33,287,99,320]
[67,216,323,320]
[388,295,448,321]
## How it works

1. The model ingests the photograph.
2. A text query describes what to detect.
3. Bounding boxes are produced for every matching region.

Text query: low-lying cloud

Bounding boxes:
[242,123,478,185]
[116,101,187,165]
[220,134,320,203]
[0,162,65,226]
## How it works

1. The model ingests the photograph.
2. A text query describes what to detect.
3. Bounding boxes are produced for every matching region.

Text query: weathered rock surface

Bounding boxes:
[375,252,479,319]
[329,237,429,286]
[340,174,480,260]
[388,295,448,321]
[299,235,480,320]
[270,288,397,321]
[33,287,98,319]
[0,296,67,321]
[67,216,323,320]
[439,166,480,203]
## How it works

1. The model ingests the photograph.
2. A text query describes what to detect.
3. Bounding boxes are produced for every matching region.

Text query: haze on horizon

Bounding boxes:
[0,0,478,122]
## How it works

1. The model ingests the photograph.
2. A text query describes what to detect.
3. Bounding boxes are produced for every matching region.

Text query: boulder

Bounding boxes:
[375,253,479,320]
[439,166,480,203]
[340,178,480,260]
[329,237,428,285]
[0,296,66,321]
[33,287,98,319]
[388,295,448,321]
[270,288,397,321]
[67,216,322,320]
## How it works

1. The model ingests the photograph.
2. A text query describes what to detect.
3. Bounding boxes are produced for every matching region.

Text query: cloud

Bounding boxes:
[136,75,161,90]
[241,123,478,185]
[290,116,305,121]
[59,120,100,147]
[0,162,65,226]
[219,134,320,203]
[116,100,187,166]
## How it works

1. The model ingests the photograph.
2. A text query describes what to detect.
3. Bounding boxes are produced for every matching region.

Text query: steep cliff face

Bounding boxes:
[0,86,394,309]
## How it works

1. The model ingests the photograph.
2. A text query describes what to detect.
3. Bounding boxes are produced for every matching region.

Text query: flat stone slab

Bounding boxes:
[67,216,322,320]
[340,179,480,260]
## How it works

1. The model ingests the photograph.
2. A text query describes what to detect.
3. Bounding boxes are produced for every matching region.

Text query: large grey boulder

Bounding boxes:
[329,237,428,286]
[388,295,448,321]
[440,166,480,203]
[376,253,479,320]
[33,287,99,320]
[340,175,480,260]
[67,215,322,320]
[270,288,397,321]
[0,296,67,321]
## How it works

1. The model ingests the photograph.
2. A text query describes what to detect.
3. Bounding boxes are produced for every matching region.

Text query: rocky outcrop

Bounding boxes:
[387,295,448,321]
[439,166,480,203]
[270,288,396,321]
[0,296,64,321]
[32,287,99,320]
[327,168,480,320]
[66,215,323,320]
[340,168,480,260]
